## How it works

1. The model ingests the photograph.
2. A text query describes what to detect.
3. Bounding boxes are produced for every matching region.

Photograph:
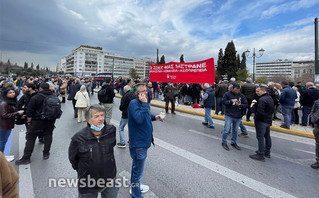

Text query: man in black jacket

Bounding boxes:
[249,86,274,161]
[215,80,228,115]
[69,104,118,197]
[300,82,319,126]
[241,78,256,121]
[117,85,136,148]
[15,83,57,165]
[98,78,115,125]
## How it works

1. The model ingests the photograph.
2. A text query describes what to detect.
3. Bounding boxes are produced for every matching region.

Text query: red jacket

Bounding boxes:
[0,101,17,130]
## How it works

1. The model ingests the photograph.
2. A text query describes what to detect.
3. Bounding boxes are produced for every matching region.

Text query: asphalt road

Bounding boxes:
[10,94,319,198]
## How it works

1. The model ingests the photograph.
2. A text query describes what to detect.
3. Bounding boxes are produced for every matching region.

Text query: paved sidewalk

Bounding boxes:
[148,98,314,139]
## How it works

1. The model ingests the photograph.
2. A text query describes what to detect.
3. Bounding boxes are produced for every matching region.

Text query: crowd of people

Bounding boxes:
[0,74,319,198]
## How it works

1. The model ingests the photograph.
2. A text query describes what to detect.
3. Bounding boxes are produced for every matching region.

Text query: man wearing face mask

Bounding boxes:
[68,104,118,198]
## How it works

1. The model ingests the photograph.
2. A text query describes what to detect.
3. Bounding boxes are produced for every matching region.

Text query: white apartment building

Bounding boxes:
[134,59,146,78]
[256,59,314,81]
[59,45,150,78]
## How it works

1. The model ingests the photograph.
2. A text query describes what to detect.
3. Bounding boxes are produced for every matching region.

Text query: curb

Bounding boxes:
[113,94,314,139]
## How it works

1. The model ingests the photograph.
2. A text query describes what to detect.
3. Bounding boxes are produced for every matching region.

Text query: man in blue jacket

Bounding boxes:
[201,83,215,128]
[279,81,297,129]
[128,83,161,198]
[221,83,248,151]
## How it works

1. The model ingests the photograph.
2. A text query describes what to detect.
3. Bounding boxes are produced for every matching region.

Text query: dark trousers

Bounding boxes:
[255,120,271,156]
[246,98,253,120]
[23,120,55,159]
[314,125,319,162]
[165,98,175,113]
[302,106,312,126]
[292,108,299,124]
[72,99,78,117]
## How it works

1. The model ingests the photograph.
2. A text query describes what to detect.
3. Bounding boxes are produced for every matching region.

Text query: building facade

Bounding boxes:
[256,59,314,81]
[58,45,152,78]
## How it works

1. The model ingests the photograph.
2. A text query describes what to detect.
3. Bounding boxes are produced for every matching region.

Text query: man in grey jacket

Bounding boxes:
[163,81,178,114]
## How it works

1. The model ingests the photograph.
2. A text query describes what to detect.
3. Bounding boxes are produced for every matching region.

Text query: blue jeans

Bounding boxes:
[119,118,128,145]
[222,115,241,144]
[281,105,294,127]
[78,186,118,198]
[154,90,159,98]
[215,97,225,115]
[239,121,247,134]
[302,106,312,126]
[120,88,124,96]
[203,108,214,127]
[130,147,148,198]
[0,128,12,152]
[255,120,271,156]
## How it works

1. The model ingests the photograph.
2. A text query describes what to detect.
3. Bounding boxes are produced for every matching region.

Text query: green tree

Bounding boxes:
[160,55,165,64]
[129,68,138,79]
[236,67,249,82]
[36,64,40,70]
[256,76,267,84]
[24,62,28,69]
[180,54,184,63]
[236,54,240,70]
[31,62,34,69]
[216,48,224,80]
[156,48,159,64]
[222,41,238,80]
[240,52,247,69]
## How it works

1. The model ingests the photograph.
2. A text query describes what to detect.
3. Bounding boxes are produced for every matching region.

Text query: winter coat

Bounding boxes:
[254,93,274,125]
[215,83,228,98]
[0,152,18,198]
[0,101,18,130]
[241,82,256,100]
[223,91,248,119]
[203,87,215,108]
[68,125,116,194]
[26,90,54,120]
[300,87,319,107]
[60,82,67,98]
[279,86,297,107]
[74,91,90,108]
[67,83,81,100]
[294,91,301,109]
[119,91,136,119]
[163,85,178,100]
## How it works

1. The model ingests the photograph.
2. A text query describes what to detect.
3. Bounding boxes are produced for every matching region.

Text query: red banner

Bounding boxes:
[149,58,215,84]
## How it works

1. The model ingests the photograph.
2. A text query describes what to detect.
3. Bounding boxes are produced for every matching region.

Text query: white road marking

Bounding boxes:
[118,170,159,198]
[19,131,35,198]
[189,129,311,166]
[293,148,316,155]
[111,118,297,197]
[154,138,297,198]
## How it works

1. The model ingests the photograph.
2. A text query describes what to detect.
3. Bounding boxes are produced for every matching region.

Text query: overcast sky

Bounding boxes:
[0,0,318,71]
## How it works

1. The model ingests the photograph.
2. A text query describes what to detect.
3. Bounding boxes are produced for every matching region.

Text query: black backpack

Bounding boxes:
[39,93,63,120]
[98,88,109,103]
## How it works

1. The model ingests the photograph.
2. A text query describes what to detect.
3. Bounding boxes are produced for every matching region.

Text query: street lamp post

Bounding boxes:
[245,48,265,82]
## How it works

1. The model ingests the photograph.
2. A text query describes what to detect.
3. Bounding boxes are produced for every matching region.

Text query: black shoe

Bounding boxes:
[280,124,290,129]
[43,152,50,160]
[238,133,249,138]
[117,143,126,148]
[171,112,176,115]
[249,154,265,161]
[231,143,241,150]
[255,151,271,158]
[202,122,208,125]
[273,116,281,120]
[311,162,319,169]
[15,158,31,165]
[38,138,44,144]
[300,124,307,126]
[222,143,229,151]
[246,119,251,122]
[206,125,215,129]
